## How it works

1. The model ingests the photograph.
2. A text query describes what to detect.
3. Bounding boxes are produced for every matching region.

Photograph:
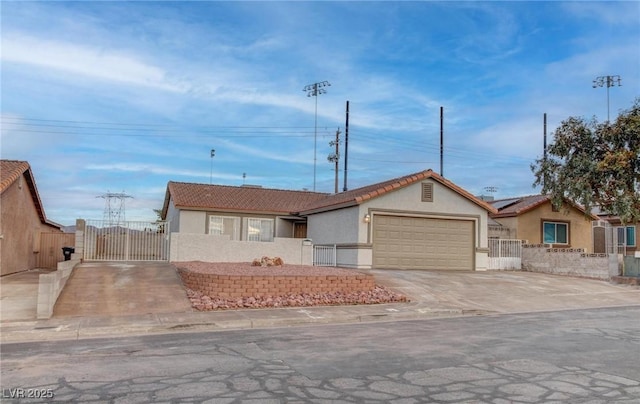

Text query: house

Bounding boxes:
[0,160,63,276]
[488,195,598,251]
[162,182,328,239]
[162,169,497,271]
[593,208,637,256]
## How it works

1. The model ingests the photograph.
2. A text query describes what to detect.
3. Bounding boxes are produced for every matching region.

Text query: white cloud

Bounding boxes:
[84,162,245,181]
[2,34,187,92]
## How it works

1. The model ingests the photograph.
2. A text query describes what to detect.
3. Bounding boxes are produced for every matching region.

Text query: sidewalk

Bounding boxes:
[2,269,639,343]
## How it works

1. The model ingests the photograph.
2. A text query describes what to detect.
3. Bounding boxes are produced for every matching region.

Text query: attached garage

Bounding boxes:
[302,169,497,270]
[372,215,474,270]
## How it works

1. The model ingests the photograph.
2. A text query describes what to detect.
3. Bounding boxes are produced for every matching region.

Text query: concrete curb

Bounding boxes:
[0,302,468,344]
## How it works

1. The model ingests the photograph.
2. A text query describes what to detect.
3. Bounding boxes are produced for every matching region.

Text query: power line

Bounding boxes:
[4,116,536,166]
[4,129,317,138]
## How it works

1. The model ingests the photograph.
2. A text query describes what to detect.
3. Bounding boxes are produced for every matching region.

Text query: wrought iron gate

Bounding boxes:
[84,220,169,261]
[488,239,523,270]
[313,244,337,266]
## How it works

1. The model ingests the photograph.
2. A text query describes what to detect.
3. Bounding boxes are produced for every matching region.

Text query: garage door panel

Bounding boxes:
[373,215,474,270]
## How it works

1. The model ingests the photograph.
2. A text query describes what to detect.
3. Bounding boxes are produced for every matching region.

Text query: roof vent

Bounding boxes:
[241,184,263,188]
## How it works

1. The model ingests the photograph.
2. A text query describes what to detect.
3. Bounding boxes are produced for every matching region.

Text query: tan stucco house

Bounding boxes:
[0,160,63,276]
[593,209,637,256]
[162,169,497,271]
[489,195,597,251]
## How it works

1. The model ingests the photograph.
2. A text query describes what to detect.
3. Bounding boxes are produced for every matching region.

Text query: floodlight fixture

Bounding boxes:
[592,75,621,122]
[303,80,331,191]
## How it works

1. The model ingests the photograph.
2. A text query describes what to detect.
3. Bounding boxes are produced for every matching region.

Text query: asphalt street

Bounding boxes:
[2,306,639,403]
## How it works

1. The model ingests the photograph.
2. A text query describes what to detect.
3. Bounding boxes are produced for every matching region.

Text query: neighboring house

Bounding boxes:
[0,160,63,276]
[593,209,637,256]
[163,169,497,271]
[489,195,597,251]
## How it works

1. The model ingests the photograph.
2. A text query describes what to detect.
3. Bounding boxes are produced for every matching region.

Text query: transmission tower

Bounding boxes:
[98,191,133,226]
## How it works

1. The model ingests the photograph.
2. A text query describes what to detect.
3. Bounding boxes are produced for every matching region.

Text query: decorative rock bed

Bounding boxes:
[174,261,408,311]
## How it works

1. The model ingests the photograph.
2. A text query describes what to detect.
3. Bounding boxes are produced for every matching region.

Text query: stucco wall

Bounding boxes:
[490,216,519,239]
[179,210,207,234]
[307,206,359,245]
[516,202,593,251]
[166,200,181,232]
[335,245,373,269]
[1,175,60,276]
[169,233,312,264]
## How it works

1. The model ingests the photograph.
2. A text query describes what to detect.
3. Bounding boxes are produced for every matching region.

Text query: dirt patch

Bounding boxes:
[174,261,408,311]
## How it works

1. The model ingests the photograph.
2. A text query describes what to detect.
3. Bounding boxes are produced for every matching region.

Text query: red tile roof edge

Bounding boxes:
[301,169,497,215]
[0,160,56,227]
[162,181,328,218]
[490,194,598,220]
[0,160,30,194]
[162,170,497,217]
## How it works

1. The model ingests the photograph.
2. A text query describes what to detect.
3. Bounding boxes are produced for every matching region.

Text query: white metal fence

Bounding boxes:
[84,220,169,261]
[488,239,523,270]
[313,244,337,267]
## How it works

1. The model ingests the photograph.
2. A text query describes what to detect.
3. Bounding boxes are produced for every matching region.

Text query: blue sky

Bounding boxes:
[1,1,638,226]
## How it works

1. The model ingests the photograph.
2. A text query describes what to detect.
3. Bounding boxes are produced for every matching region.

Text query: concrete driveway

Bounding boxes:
[365,269,640,314]
[2,264,638,324]
[53,262,193,318]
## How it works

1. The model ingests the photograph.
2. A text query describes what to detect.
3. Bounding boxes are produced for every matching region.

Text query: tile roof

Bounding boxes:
[299,169,497,214]
[489,194,597,219]
[163,169,497,217]
[164,182,328,215]
[489,195,550,217]
[0,160,30,193]
[0,159,59,228]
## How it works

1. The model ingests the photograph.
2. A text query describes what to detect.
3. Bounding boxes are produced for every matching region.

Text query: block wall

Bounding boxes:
[178,268,376,298]
[521,244,618,280]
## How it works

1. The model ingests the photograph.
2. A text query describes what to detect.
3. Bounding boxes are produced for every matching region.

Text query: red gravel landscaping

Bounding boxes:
[173,261,409,311]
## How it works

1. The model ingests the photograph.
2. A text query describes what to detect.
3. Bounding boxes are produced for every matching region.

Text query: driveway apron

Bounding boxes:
[54,262,192,318]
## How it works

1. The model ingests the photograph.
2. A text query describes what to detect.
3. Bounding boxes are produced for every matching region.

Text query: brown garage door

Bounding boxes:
[372,215,474,270]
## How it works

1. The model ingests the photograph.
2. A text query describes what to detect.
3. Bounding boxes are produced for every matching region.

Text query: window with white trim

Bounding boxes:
[247,218,274,242]
[543,221,568,244]
[208,215,239,240]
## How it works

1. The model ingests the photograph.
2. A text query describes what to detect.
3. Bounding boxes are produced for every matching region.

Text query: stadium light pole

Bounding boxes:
[592,75,621,122]
[303,80,330,191]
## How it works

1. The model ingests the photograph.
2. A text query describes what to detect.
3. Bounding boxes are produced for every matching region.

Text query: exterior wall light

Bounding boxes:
[363,213,371,223]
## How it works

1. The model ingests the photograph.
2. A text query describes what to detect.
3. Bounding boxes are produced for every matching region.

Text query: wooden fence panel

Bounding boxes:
[37,232,75,269]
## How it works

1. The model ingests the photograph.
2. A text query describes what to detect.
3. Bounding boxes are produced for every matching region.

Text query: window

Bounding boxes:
[247,218,274,242]
[617,226,636,247]
[421,183,433,202]
[627,226,636,247]
[208,216,238,239]
[543,221,568,244]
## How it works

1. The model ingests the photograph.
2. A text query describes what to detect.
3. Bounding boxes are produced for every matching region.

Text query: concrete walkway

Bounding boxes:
[1,264,639,343]
[0,269,54,322]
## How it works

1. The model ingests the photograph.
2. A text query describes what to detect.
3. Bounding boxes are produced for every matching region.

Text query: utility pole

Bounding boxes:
[343,100,350,192]
[328,128,341,194]
[303,80,331,191]
[543,113,547,190]
[210,149,215,184]
[592,75,622,122]
[440,106,444,177]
